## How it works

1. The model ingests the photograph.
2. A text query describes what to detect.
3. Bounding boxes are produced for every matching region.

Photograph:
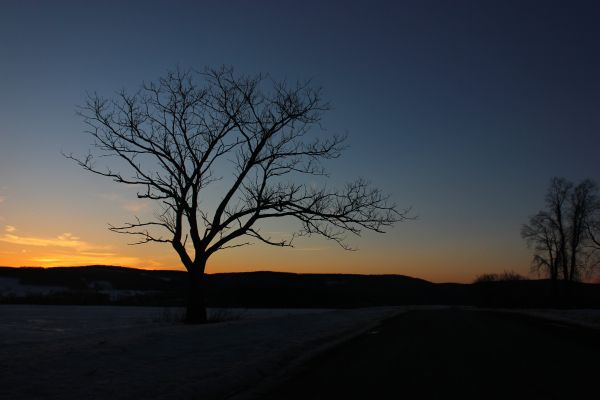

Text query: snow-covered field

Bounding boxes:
[2,304,599,400]
[0,305,406,400]
[0,276,66,297]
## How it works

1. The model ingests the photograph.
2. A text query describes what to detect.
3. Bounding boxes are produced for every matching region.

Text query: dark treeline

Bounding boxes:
[1,266,600,309]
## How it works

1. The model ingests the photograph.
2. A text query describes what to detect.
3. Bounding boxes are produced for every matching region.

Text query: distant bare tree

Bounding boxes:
[567,179,599,280]
[584,189,600,273]
[588,217,600,250]
[521,211,561,282]
[67,67,407,323]
[521,177,599,286]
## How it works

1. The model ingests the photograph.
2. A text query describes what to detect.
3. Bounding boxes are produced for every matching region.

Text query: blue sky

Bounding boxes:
[1,0,599,282]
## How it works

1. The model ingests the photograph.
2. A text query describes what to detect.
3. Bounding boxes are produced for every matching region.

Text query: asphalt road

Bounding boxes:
[262,308,600,400]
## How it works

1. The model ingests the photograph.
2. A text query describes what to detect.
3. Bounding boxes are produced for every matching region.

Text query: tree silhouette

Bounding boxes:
[67,67,407,323]
[521,177,599,287]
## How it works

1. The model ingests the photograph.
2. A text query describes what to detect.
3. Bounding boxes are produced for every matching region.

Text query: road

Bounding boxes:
[261,308,600,400]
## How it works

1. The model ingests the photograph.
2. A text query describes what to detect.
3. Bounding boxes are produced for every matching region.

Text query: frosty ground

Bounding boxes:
[0,305,407,399]
[2,305,600,400]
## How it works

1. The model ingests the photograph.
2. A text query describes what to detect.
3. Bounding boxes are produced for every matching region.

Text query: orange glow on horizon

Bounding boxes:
[0,224,531,284]
[0,249,515,284]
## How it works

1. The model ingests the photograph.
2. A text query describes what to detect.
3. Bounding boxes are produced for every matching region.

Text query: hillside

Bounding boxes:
[1,265,600,308]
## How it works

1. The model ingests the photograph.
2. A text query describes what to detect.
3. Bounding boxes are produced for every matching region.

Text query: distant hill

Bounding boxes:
[1,265,600,308]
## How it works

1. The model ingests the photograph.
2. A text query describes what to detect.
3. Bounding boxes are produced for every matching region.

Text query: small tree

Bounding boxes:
[521,177,599,286]
[67,67,407,323]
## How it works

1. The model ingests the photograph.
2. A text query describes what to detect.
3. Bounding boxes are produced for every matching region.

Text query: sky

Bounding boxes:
[1,0,599,282]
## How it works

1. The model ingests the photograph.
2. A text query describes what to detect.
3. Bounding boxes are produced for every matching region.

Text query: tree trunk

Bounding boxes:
[561,257,569,282]
[185,262,207,324]
[551,274,558,303]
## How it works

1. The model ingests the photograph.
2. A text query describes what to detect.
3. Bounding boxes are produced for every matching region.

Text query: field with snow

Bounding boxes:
[2,304,599,400]
[0,305,408,399]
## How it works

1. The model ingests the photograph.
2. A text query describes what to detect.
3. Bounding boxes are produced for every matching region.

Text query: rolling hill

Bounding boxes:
[1,265,599,308]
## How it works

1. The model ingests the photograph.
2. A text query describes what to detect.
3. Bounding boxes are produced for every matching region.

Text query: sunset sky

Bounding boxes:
[1,0,599,282]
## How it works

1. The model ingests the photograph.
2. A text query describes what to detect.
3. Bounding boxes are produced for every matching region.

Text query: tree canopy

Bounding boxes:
[67,67,407,322]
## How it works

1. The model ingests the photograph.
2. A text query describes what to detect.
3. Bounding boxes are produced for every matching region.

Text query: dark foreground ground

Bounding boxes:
[261,308,600,400]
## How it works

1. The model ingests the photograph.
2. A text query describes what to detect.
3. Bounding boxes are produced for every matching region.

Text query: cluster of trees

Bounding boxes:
[521,177,600,285]
[473,270,526,283]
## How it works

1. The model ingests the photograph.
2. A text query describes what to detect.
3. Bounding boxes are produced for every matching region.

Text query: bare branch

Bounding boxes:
[68,66,406,275]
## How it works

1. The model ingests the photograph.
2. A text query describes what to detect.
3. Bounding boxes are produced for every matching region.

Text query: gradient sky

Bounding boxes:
[1,0,599,282]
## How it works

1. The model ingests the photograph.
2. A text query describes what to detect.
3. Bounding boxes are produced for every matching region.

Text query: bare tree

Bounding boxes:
[566,179,598,280]
[66,67,407,323]
[521,211,560,283]
[588,215,600,250]
[544,177,571,281]
[581,184,600,276]
[521,177,599,286]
